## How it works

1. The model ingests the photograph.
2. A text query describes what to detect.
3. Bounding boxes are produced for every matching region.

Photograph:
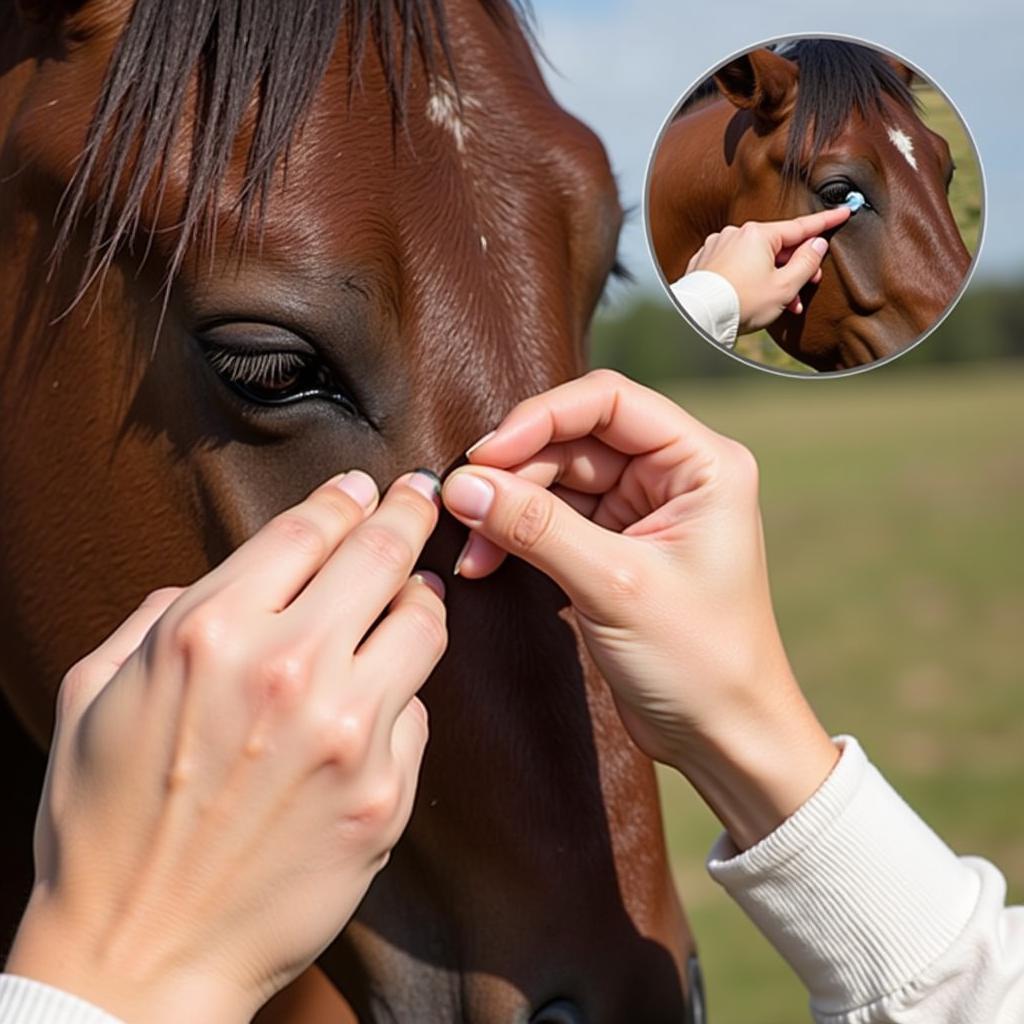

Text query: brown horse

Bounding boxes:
[0,1,700,1022]
[648,40,972,372]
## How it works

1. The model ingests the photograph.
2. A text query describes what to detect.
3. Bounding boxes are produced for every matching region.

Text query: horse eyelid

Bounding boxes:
[199,343,367,420]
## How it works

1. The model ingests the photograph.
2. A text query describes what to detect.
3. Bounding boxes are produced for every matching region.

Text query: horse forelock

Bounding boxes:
[50,0,529,308]
[774,39,921,187]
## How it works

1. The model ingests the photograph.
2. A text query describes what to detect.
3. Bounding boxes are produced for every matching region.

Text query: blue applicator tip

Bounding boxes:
[844,190,867,213]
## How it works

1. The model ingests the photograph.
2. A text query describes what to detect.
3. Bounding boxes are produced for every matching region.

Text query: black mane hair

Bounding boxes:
[677,40,920,183]
[774,39,920,184]
[53,0,523,303]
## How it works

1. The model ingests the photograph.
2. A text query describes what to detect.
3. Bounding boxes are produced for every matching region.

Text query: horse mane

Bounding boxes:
[774,39,920,185]
[53,0,525,305]
[677,40,919,184]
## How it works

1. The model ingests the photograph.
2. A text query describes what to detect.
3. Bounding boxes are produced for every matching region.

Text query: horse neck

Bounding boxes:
[650,100,740,281]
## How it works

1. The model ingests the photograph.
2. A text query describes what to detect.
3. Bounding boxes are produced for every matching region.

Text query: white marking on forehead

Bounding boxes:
[426,77,481,154]
[886,124,919,171]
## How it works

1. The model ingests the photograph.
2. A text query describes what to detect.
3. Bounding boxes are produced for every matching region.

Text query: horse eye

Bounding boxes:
[198,333,361,415]
[818,180,857,207]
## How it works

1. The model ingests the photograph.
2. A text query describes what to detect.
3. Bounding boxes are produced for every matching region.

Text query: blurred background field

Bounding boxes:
[587,311,1024,1021]
[538,0,1024,1017]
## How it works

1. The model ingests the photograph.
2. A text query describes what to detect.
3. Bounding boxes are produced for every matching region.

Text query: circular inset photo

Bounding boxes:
[645,34,985,376]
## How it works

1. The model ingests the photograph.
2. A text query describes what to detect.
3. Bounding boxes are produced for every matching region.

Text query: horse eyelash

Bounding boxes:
[199,343,371,424]
[203,347,309,386]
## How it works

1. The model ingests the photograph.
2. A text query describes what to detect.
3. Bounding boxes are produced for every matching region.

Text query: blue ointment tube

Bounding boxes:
[844,190,867,213]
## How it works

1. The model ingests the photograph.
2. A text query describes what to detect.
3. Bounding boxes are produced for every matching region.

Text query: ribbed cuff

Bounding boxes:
[707,735,981,1017]
[669,271,740,348]
[0,975,125,1024]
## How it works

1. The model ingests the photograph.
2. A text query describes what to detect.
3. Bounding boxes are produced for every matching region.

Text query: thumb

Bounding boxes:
[441,465,636,621]
[775,235,830,296]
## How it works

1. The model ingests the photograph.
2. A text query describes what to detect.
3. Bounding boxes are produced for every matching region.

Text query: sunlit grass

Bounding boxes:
[655,364,1024,1022]
[918,83,983,255]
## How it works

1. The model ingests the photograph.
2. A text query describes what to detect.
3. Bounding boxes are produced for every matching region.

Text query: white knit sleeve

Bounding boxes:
[707,735,1024,1023]
[668,271,740,348]
[0,975,125,1024]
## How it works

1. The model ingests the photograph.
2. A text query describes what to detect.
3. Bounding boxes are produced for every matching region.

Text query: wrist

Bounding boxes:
[671,675,839,850]
[7,900,254,1024]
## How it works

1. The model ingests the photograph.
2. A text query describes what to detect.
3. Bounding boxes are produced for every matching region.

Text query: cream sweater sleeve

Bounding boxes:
[707,735,1024,1023]
[0,975,123,1023]
[669,270,741,348]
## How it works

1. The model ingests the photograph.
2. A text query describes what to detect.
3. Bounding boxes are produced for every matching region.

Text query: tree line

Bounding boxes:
[589,279,1024,380]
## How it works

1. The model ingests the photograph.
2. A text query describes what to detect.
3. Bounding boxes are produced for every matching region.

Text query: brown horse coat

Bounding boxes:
[0,2,697,1021]
[649,41,972,371]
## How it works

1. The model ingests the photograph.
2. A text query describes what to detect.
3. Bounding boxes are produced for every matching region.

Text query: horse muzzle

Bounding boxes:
[529,954,705,1024]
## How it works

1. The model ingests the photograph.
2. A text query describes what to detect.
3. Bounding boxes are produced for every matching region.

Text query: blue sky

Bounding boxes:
[532,0,1021,290]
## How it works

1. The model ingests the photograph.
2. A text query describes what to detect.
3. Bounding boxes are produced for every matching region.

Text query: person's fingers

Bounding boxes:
[779,257,823,289]
[59,586,185,718]
[181,471,379,614]
[776,253,824,288]
[551,484,601,519]
[506,436,629,495]
[454,532,507,578]
[453,481,601,580]
[766,206,852,249]
[774,236,831,296]
[457,434,625,578]
[387,696,430,833]
[451,436,625,579]
[441,464,640,622]
[355,572,448,722]
[291,471,440,644]
[463,369,715,477]
[391,697,430,771]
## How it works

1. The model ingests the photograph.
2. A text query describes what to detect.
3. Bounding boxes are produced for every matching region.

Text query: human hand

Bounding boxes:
[441,371,838,849]
[6,470,446,1023]
[686,207,852,332]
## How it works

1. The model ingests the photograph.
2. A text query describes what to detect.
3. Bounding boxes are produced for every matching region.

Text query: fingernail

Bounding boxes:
[412,570,445,598]
[405,468,441,503]
[811,237,829,256]
[335,469,378,509]
[453,534,473,576]
[443,471,494,522]
[466,429,497,457]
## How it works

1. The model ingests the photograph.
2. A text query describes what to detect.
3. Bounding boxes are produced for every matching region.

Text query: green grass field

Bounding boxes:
[652,363,1024,1022]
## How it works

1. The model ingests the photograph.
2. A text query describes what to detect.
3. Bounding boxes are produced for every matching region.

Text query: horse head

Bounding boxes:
[650,39,973,371]
[0,1,696,1020]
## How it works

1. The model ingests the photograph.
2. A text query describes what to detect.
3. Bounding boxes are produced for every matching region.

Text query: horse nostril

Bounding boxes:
[530,999,583,1024]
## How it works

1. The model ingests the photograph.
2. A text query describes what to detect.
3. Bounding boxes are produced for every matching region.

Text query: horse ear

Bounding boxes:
[884,56,916,87]
[714,49,799,123]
